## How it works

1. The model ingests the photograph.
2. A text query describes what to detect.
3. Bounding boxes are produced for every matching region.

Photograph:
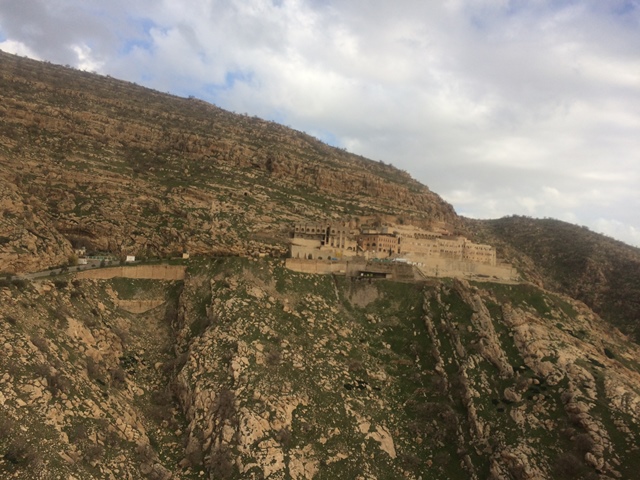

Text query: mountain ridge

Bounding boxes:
[1,50,640,480]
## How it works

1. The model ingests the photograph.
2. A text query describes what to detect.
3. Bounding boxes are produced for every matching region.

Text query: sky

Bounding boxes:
[1,0,639,246]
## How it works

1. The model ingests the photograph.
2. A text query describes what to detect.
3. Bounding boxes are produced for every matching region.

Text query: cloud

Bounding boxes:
[1,0,639,247]
[0,39,40,59]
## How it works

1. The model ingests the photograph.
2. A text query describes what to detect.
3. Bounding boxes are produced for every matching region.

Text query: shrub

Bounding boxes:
[574,433,595,455]
[265,346,282,366]
[33,363,50,378]
[214,388,236,424]
[11,278,28,290]
[68,423,89,443]
[150,389,173,406]
[68,254,78,266]
[46,372,71,397]
[30,335,49,353]
[0,415,15,437]
[209,446,234,480]
[275,427,292,447]
[398,453,421,469]
[347,359,364,373]
[4,438,40,468]
[113,326,129,344]
[553,452,585,479]
[83,314,98,328]
[104,429,121,447]
[110,367,126,388]
[162,352,189,375]
[433,451,451,466]
[84,444,104,463]
[86,357,103,381]
[148,405,173,425]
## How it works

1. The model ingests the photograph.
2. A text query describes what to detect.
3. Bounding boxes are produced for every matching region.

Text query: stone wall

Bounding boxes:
[113,299,166,314]
[286,257,517,282]
[285,258,350,275]
[76,265,187,280]
[416,258,516,280]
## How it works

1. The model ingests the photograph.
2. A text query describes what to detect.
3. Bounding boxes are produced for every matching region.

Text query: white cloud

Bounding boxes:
[71,44,103,72]
[0,39,40,59]
[593,219,640,247]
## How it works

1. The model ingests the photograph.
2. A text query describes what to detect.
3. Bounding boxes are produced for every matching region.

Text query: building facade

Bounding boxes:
[290,221,497,266]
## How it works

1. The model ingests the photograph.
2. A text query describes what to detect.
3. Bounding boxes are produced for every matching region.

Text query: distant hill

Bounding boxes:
[470,216,640,342]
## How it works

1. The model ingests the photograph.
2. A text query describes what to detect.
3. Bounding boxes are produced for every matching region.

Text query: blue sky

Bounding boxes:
[1,0,639,246]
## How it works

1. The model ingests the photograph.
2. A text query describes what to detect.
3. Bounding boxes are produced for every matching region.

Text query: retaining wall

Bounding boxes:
[286,257,516,282]
[76,265,186,281]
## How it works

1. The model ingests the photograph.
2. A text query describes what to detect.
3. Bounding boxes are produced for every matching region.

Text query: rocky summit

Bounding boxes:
[1,51,640,480]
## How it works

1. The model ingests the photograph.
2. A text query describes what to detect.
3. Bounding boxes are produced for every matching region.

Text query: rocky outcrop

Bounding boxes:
[1,257,640,479]
[1,51,640,480]
[0,276,184,478]
[0,178,74,274]
[422,279,640,480]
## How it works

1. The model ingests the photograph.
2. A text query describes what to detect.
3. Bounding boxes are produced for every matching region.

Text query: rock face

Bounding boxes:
[1,257,640,479]
[0,50,456,274]
[0,275,183,478]
[0,180,74,274]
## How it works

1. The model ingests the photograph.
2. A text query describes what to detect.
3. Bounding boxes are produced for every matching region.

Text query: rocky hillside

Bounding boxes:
[1,258,640,479]
[1,51,640,480]
[467,216,640,343]
[0,50,456,275]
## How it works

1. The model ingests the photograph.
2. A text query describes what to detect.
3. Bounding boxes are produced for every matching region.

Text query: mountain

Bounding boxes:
[0,50,456,275]
[1,51,640,480]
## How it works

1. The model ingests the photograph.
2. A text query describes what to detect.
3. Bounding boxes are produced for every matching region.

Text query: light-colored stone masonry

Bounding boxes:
[288,222,517,281]
[75,265,186,281]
